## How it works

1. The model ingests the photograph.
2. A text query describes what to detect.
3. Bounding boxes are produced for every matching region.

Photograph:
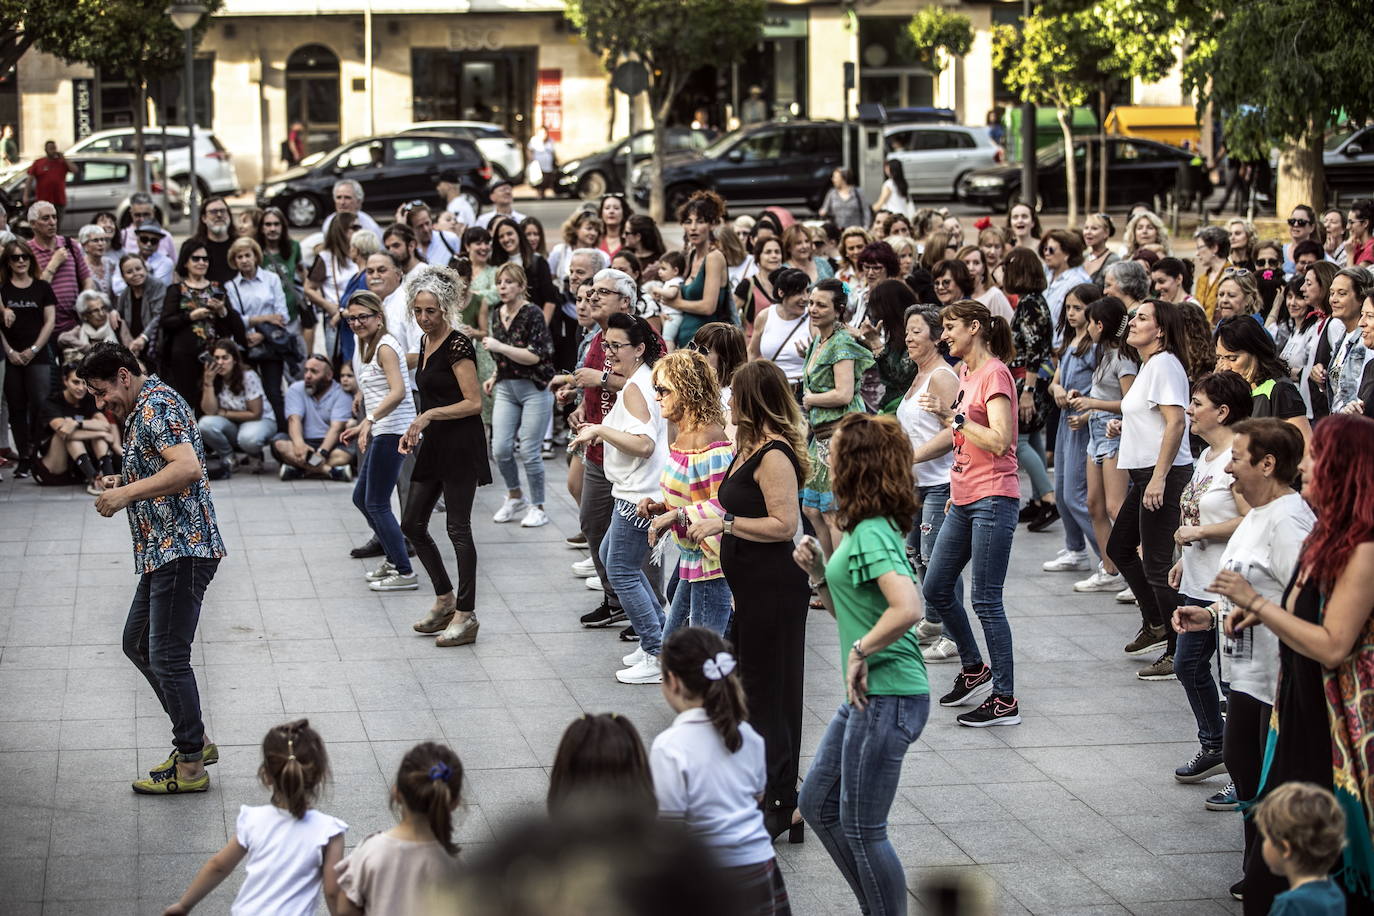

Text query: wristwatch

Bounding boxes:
[852,638,868,660]
[599,369,610,387]
[951,413,966,431]
[723,513,734,536]
[365,413,377,423]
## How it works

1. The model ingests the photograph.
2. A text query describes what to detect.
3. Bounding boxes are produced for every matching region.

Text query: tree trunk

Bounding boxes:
[1276,131,1325,218]
[1057,106,1078,226]
[132,77,149,192]
[1084,135,1093,214]
[1098,87,1109,214]
[646,70,686,224]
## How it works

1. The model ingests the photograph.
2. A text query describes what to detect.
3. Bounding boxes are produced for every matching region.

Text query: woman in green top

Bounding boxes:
[793,411,928,916]
[801,278,875,556]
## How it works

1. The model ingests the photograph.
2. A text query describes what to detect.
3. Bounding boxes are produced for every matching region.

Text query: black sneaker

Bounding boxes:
[618,624,639,642]
[1123,624,1167,656]
[1174,747,1226,783]
[1229,880,1243,901]
[957,694,1022,727]
[1018,500,1041,523]
[13,459,31,479]
[939,664,994,707]
[1027,502,1061,533]
[1205,782,1240,812]
[350,537,384,559]
[579,602,627,628]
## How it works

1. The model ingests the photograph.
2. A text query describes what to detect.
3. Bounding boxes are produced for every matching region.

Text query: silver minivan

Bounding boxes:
[2,154,183,234]
[883,124,1004,200]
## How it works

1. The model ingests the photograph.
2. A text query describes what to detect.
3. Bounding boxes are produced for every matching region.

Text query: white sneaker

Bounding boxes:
[365,560,396,582]
[622,645,646,667]
[571,556,598,577]
[520,506,550,528]
[493,497,530,523]
[368,571,419,592]
[915,619,944,646]
[1116,586,1138,604]
[585,577,605,591]
[616,653,663,684]
[922,636,961,663]
[1075,566,1127,593]
[1042,549,1091,572]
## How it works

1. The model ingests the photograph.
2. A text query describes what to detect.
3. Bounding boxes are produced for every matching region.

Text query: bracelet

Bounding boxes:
[1247,595,1263,615]
[808,578,827,590]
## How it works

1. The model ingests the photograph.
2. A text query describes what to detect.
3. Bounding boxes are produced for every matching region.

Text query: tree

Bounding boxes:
[0,0,221,190]
[906,7,974,97]
[1181,0,1374,216]
[564,0,766,222]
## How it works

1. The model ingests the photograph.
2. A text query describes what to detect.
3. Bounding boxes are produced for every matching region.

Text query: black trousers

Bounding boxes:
[1228,690,1289,915]
[3,359,51,460]
[401,475,479,611]
[1106,464,1192,653]
[253,358,287,435]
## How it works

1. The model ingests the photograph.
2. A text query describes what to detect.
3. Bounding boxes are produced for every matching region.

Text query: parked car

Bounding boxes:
[1322,125,1374,205]
[1,154,183,234]
[558,127,717,199]
[884,123,1003,200]
[255,132,491,228]
[68,127,239,203]
[631,120,853,213]
[400,122,523,182]
[957,136,1212,211]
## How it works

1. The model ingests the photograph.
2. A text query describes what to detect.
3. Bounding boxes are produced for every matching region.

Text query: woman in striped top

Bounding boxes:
[644,350,736,647]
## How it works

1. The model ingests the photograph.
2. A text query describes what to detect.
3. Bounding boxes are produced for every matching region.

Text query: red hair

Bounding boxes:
[1299,415,1374,589]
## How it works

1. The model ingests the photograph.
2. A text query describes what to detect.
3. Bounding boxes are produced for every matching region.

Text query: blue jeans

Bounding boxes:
[1053,419,1096,556]
[799,695,930,916]
[921,495,1019,697]
[662,573,733,641]
[600,504,665,655]
[1018,427,1052,499]
[491,379,553,505]
[123,557,220,760]
[197,414,276,460]
[906,483,961,627]
[1175,594,1223,749]
[351,433,412,575]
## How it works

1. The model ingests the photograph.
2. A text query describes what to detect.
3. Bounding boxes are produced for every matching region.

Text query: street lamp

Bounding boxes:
[167,2,207,228]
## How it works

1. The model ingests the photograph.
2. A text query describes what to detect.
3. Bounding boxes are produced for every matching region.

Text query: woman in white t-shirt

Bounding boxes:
[1167,372,1253,783]
[1105,298,1195,673]
[895,303,960,663]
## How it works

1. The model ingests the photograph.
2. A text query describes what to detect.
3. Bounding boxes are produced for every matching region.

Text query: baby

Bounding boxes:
[647,251,686,351]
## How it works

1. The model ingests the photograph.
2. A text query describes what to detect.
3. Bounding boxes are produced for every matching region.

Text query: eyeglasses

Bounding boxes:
[204,208,230,218]
[588,287,621,299]
[399,200,427,216]
[137,235,160,244]
[188,254,210,262]
[1223,267,1251,277]
[605,340,635,351]
[1256,257,1282,268]
[344,313,375,325]
[860,263,882,271]
[933,278,955,288]
[652,385,674,398]
[1287,218,1311,228]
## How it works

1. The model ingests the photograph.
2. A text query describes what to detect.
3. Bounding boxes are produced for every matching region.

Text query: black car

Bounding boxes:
[1321,126,1374,205]
[958,137,1212,211]
[630,120,853,214]
[255,133,491,227]
[558,127,716,199]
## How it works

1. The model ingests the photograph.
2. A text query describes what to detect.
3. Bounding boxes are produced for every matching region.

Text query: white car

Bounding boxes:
[399,122,523,182]
[883,123,1004,200]
[67,126,240,203]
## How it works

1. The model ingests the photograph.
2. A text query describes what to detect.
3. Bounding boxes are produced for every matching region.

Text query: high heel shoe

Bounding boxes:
[763,808,804,844]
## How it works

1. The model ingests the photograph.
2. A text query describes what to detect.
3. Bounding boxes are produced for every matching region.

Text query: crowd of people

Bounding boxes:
[15,172,1374,915]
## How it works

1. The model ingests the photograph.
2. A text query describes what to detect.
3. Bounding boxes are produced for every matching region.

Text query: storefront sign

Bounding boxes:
[537,69,562,142]
[762,8,808,39]
[447,27,503,51]
[72,78,95,140]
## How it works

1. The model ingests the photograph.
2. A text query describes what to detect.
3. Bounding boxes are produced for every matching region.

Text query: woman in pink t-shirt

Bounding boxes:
[912,299,1024,728]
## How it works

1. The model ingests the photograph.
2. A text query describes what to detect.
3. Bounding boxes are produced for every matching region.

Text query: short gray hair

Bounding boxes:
[593,267,638,302]
[333,178,365,202]
[27,200,55,221]
[350,230,382,259]
[129,191,154,208]
[78,224,108,245]
[1104,260,1150,301]
[76,289,110,315]
[572,248,609,271]
[405,263,469,325]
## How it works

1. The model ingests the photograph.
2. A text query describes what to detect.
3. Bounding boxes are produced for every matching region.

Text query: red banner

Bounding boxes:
[537,69,563,142]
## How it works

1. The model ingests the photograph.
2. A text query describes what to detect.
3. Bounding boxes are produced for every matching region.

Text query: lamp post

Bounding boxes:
[167,2,207,228]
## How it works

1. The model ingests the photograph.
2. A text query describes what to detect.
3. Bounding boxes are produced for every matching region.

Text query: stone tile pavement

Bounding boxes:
[0,460,1245,915]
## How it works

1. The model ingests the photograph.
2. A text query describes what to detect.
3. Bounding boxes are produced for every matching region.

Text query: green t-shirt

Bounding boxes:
[824,516,928,697]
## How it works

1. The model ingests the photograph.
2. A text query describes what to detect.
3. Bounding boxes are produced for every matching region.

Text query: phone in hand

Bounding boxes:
[307,449,325,468]
[199,351,216,366]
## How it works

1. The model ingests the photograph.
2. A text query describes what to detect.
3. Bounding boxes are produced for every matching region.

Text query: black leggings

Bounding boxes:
[1106,464,1192,652]
[254,359,287,435]
[1228,691,1287,914]
[400,475,478,611]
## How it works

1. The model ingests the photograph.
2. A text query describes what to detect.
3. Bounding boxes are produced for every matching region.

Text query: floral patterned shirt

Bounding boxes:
[121,375,227,574]
[491,302,555,387]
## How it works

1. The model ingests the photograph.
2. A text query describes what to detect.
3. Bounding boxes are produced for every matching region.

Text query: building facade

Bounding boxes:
[13,0,1188,189]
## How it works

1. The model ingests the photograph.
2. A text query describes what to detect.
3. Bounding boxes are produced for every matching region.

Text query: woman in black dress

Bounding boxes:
[400,264,492,648]
[689,359,811,842]
[158,242,245,407]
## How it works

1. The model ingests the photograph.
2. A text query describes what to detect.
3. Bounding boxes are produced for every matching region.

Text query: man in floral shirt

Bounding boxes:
[80,342,227,796]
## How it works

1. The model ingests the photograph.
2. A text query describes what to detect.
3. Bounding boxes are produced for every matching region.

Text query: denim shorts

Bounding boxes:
[1087,412,1119,465]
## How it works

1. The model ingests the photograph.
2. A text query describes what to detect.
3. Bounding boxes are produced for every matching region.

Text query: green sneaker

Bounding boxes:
[149,743,219,778]
[132,765,210,795]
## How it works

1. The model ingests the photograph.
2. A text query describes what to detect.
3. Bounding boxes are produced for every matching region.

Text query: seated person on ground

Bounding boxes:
[35,362,120,493]
[197,338,277,475]
[270,353,354,481]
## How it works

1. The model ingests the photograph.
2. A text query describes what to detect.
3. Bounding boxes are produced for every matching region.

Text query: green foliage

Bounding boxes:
[905,7,974,71]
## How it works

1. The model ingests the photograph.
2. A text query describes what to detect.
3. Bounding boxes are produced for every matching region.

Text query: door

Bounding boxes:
[713,129,786,203]
[64,160,131,231]
[329,141,386,213]
[286,45,341,155]
[456,51,535,151]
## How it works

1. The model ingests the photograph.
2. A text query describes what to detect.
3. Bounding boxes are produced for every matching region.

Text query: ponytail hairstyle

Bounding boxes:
[659,627,749,753]
[940,298,1015,363]
[393,741,465,855]
[812,276,849,322]
[606,312,663,365]
[259,718,330,819]
[1085,295,1137,365]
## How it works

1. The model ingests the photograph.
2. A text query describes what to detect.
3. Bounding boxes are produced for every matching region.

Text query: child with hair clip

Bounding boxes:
[547,712,657,817]
[334,742,465,915]
[651,626,790,915]
[162,719,346,916]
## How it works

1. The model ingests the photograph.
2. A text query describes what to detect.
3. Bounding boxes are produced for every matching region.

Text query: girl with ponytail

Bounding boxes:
[162,720,346,916]
[335,742,466,914]
[652,627,790,915]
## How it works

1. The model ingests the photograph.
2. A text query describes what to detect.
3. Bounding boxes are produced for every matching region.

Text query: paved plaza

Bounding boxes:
[1,459,1247,915]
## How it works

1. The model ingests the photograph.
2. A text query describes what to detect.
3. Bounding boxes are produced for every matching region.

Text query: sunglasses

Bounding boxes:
[1287,218,1311,228]
[8,253,30,262]
[652,385,674,398]
[188,254,210,262]
[1256,258,1282,268]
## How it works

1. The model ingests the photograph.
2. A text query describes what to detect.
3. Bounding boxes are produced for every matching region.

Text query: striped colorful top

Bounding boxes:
[660,440,735,581]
